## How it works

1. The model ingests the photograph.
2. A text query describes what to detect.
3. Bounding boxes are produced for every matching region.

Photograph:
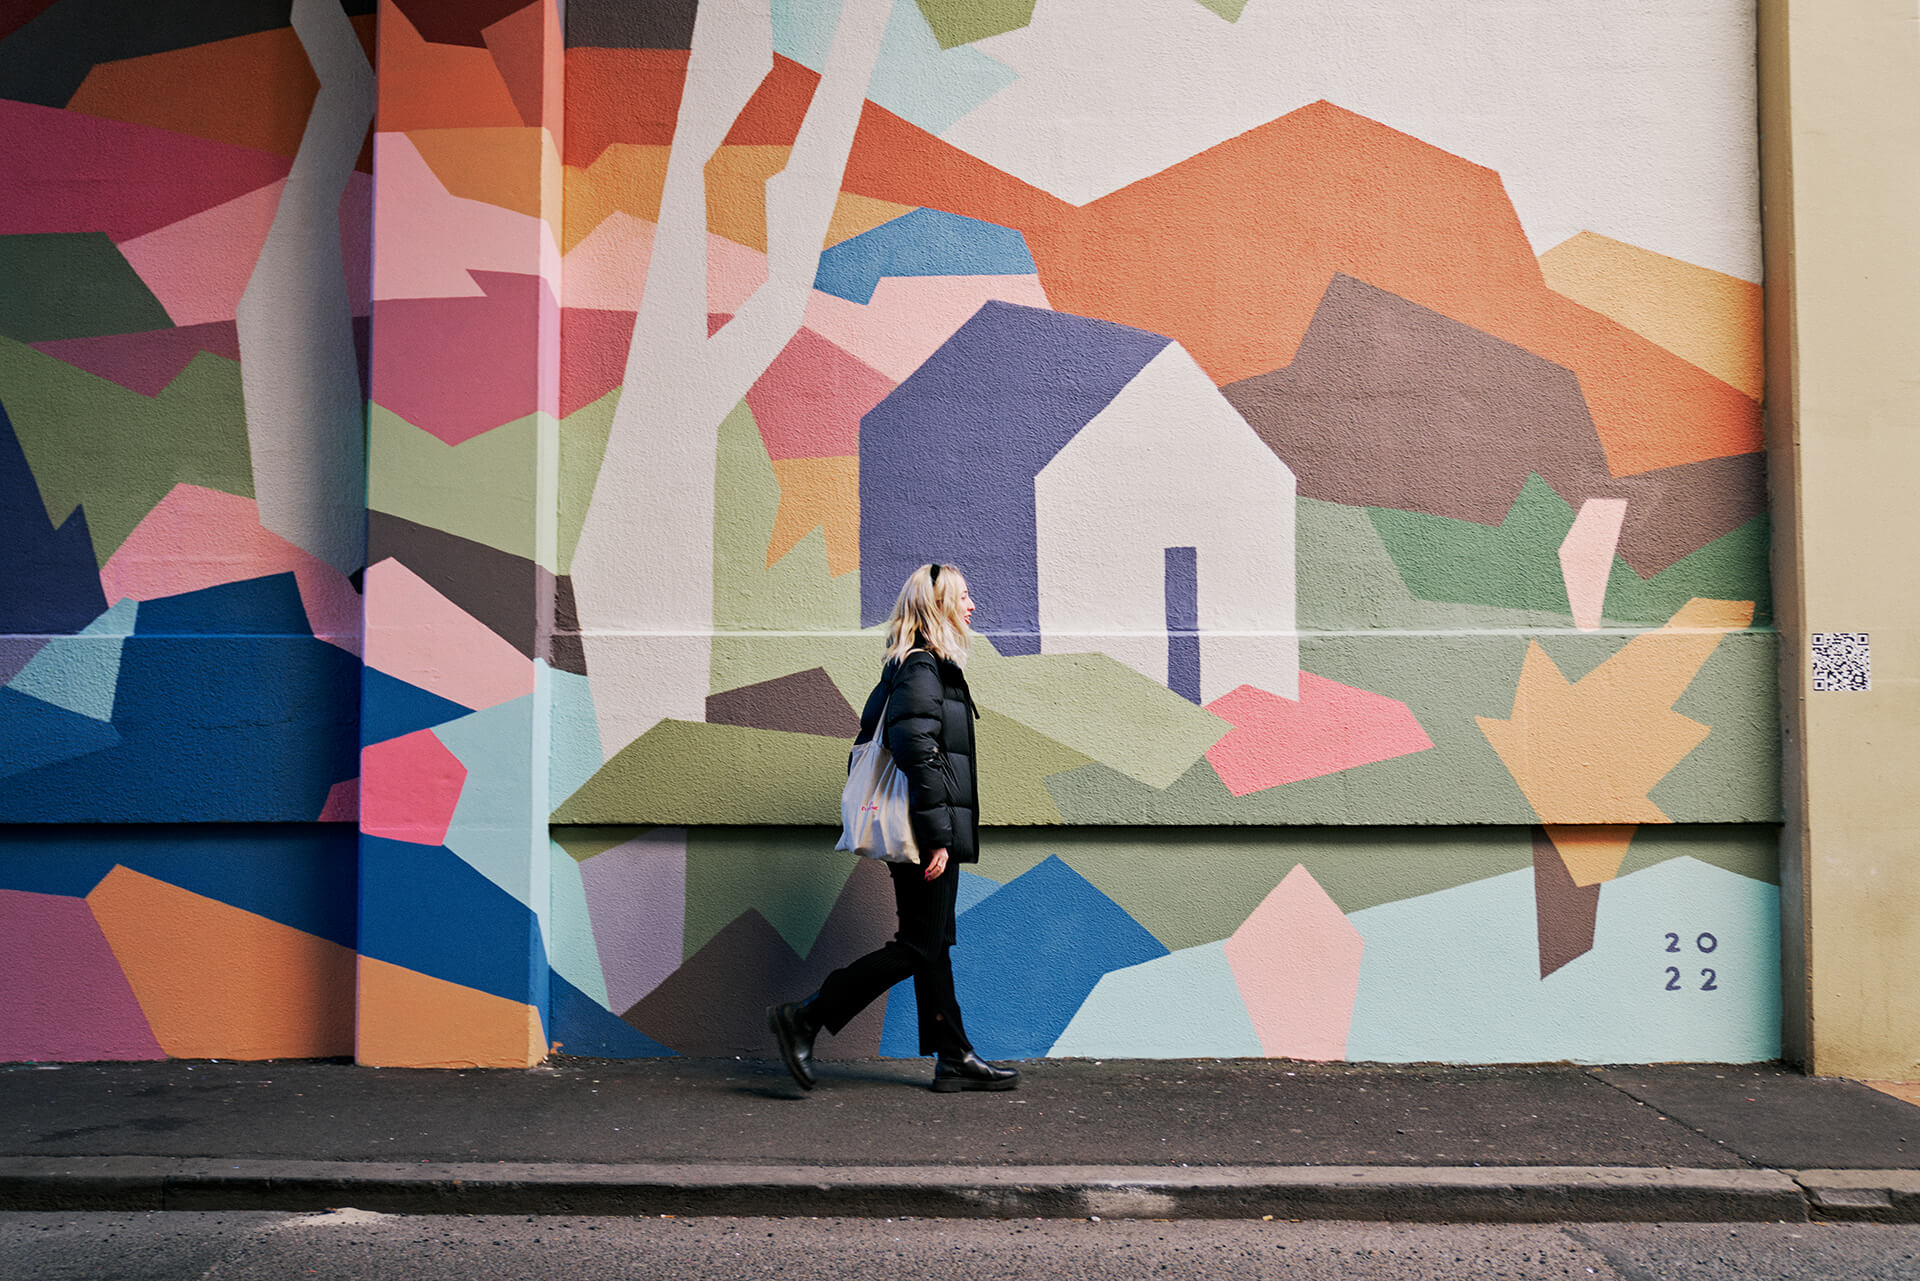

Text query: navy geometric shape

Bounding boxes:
[550,972,677,1058]
[138,571,313,635]
[879,854,1168,1058]
[0,686,120,779]
[362,666,474,747]
[0,399,107,636]
[814,209,1036,305]
[859,302,1169,654]
[358,835,548,1006]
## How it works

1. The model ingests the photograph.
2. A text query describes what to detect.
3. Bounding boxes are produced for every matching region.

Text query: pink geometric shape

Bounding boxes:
[359,729,467,846]
[0,99,291,241]
[31,322,242,396]
[1222,865,1364,1061]
[362,557,535,711]
[99,484,363,654]
[1559,497,1629,631]
[372,132,558,302]
[1204,674,1433,797]
[559,306,637,417]
[0,888,164,1062]
[369,270,558,444]
[579,828,688,1012]
[559,212,768,314]
[801,272,1053,383]
[319,777,360,822]
[746,328,895,460]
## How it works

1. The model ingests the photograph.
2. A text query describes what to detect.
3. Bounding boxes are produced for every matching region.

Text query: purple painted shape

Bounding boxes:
[0,100,291,242]
[580,829,687,1013]
[0,888,163,1061]
[1165,545,1200,704]
[32,323,241,396]
[859,301,1169,652]
[369,271,559,446]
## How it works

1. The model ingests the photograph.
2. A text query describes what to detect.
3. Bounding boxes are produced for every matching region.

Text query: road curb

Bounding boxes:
[0,1159,1819,1222]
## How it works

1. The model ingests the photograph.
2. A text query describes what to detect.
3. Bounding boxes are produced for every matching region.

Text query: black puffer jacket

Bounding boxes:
[855,650,980,864]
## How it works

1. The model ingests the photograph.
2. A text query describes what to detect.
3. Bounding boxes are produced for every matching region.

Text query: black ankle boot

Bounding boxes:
[931,1049,1019,1093]
[768,997,822,1090]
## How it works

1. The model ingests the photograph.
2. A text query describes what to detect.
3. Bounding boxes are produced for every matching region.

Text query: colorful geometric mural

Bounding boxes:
[0,0,1778,1066]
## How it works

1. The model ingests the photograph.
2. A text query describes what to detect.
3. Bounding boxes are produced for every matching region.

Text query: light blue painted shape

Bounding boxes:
[548,666,602,812]
[433,693,546,941]
[815,209,1036,304]
[8,597,137,721]
[548,838,610,1009]
[1048,940,1263,1058]
[1344,856,1781,1064]
[773,0,1017,137]
[955,868,1000,916]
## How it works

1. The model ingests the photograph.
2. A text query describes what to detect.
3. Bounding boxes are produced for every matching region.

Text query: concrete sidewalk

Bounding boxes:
[2,1058,1917,1222]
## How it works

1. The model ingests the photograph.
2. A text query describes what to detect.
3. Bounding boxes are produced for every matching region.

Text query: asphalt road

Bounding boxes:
[4,1212,1919,1280]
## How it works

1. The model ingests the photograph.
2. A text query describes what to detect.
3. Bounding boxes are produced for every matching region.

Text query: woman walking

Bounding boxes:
[768,563,1019,1094]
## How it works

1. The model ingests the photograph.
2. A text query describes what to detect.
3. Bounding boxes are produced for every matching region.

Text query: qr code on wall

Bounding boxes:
[1811,632,1871,692]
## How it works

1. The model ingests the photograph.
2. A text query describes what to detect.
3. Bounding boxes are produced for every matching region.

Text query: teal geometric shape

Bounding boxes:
[8,596,137,721]
[1047,939,1262,1059]
[548,664,602,813]
[549,838,610,1010]
[773,0,1018,136]
[1343,856,1780,1064]
[1369,473,1576,615]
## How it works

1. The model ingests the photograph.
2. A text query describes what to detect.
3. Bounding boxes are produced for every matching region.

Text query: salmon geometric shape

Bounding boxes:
[86,867,355,1060]
[1222,864,1364,1060]
[1204,674,1432,797]
[1559,497,1629,631]
[359,729,467,846]
[356,954,546,1068]
[1544,824,1639,887]
[747,329,895,460]
[0,888,162,1061]
[363,557,534,711]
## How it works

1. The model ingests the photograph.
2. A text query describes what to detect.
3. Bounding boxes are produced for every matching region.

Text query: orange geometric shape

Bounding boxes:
[768,456,861,576]
[409,127,556,223]
[826,192,916,248]
[1543,824,1640,887]
[563,144,668,251]
[87,867,355,1060]
[377,2,526,132]
[1222,865,1364,1061]
[1539,231,1763,400]
[481,0,558,129]
[1475,598,1756,823]
[705,145,794,252]
[561,47,688,163]
[360,728,468,846]
[356,954,546,1067]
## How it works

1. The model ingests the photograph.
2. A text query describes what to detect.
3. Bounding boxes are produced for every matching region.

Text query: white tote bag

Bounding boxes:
[835,718,921,865]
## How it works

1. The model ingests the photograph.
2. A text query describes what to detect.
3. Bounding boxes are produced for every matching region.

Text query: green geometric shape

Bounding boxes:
[557,387,617,576]
[1369,473,1577,615]
[682,826,859,964]
[0,233,172,342]
[1192,0,1250,18]
[551,827,641,863]
[976,706,1092,824]
[551,718,847,824]
[1648,628,1781,822]
[0,337,252,564]
[1603,515,1772,627]
[368,404,553,571]
[1615,823,1781,885]
[7,596,137,720]
[911,0,1036,49]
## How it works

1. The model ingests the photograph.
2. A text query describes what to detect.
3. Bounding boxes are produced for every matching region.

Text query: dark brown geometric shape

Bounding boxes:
[548,573,586,675]
[368,511,551,663]
[390,0,536,47]
[1611,451,1768,578]
[1532,827,1601,979]
[623,859,897,1057]
[565,0,695,50]
[705,668,861,740]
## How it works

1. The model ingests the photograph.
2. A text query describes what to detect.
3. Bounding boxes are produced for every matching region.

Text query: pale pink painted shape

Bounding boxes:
[98,484,362,654]
[0,889,164,1062]
[1222,865,1365,1061]
[318,777,360,822]
[802,273,1053,382]
[372,132,559,302]
[1203,674,1433,797]
[117,174,372,326]
[360,729,467,846]
[745,327,895,459]
[362,557,534,711]
[580,828,688,1013]
[1559,497,1629,631]
[560,212,768,314]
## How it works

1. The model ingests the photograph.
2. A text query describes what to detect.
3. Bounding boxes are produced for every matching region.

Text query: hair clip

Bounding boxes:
[928,563,941,584]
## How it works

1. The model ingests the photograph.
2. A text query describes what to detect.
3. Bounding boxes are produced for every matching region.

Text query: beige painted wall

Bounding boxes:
[1765,0,1920,1078]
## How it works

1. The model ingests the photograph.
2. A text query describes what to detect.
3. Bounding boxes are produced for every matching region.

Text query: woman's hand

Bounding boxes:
[924,848,950,880]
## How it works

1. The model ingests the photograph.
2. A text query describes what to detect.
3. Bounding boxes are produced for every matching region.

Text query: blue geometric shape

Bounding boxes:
[859,302,1170,654]
[879,854,1168,1058]
[432,692,541,917]
[0,399,107,636]
[358,835,549,1005]
[773,0,1018,137]
[9,596,138,721]
[815,209,1036,305]
[954,868,1000,916]
[1164,545,1200,703]
[362,666,473,747]
[0,574,359,820]
[0,824,358,946]
[0,686,120,778]
[550,971,676,1059]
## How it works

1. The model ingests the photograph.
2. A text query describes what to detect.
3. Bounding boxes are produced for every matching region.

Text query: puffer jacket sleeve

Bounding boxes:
[885,652,953,850]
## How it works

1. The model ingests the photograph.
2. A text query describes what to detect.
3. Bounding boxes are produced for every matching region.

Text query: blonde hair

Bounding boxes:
[883,563,970,666]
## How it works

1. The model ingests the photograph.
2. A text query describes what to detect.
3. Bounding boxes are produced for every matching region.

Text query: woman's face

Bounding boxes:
[957,584,975,630]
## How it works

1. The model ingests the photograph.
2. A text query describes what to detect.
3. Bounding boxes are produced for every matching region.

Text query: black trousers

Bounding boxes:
[810,860,972,1056]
